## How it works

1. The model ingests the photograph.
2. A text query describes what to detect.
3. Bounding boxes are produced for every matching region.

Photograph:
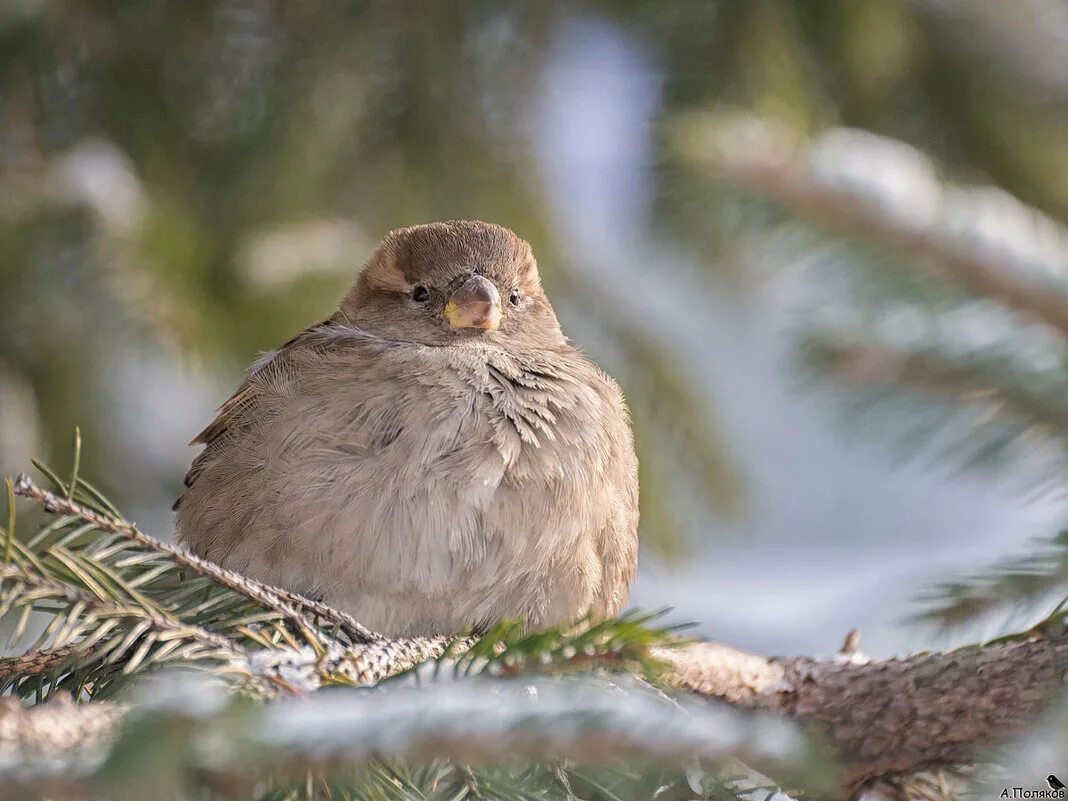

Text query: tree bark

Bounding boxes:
[661,637,1067,788]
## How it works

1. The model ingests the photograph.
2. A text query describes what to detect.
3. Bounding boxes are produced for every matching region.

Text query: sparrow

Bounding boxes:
[174,221,639,637]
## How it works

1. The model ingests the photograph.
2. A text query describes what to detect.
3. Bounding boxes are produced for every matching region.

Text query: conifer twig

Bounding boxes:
[0,648,73,684]
[13,475,378,646]
[810,339,1068,433]
[0,565,242,657]
[0,562,259,694]
[690,127,1068,339]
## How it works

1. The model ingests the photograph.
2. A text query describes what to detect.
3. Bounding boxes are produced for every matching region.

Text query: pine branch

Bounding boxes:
[13,474,377,649]
[912,529,1068,628]
[799,336,1068,627]
[807,338,1068,439]
[663,637,1068,789]
[8,632,1068,798]
[0,562,256,699]
[0,648,72,684]
[449,611,680,681]
[676,118,1068,635]
[677,117,1068,339]
[0,673,827,801]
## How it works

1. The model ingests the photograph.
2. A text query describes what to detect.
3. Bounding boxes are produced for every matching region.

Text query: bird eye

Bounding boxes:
[509,289,521,306]
[412,286,429,302]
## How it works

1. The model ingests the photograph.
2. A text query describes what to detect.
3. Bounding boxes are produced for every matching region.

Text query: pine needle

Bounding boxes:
[4,477,14,565]
[68,426,81,503]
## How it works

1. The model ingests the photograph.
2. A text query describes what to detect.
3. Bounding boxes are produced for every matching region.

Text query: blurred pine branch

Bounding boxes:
[675,115,1068,631]
[913,529,1068,630]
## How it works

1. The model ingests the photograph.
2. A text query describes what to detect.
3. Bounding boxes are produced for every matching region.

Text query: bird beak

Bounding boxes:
[444,275,502,331]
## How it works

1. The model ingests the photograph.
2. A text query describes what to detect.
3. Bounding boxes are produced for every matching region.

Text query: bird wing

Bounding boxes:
[595,385,640,617]
[173,316,340,511]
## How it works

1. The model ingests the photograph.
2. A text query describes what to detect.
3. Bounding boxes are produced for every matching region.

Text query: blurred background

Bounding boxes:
[2,0,1067,659]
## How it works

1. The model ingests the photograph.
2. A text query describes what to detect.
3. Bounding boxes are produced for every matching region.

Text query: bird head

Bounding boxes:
[342,221,566,349]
